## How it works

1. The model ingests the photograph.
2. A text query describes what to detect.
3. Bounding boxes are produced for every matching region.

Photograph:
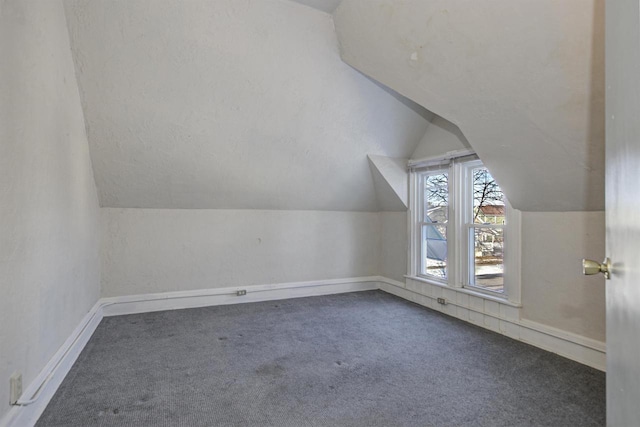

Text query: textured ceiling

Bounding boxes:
[64,0,429,211]
[288,0,342,14]
[335,0,605,212]
[411,116,471,161]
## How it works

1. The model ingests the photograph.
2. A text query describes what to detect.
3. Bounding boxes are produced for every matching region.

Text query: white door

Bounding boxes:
[605,0,640,424]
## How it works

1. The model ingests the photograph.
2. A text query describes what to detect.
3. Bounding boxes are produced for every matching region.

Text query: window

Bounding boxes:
[464,161,505,293]
[418,170,449,280]
[411,155,519,301]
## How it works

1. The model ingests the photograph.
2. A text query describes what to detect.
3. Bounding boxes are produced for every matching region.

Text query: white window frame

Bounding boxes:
[460,159,506,295]
[415,167,450,284]
[408,155,521,305]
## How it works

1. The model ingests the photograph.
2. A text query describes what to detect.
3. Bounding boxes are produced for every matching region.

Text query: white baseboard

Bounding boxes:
[1,277,378,427]
[517,319,606,371]
[100,277,380,317]
[1,301,104,427]
[2,275,605,427]
[378,277,606,371]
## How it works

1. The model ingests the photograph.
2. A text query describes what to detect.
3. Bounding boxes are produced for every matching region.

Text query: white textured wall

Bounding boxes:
[377,210,606,342]
[335,0,605,212]
[368,155,408,211]
[101,209,380,297]
[0,0,101,421]
[411,116,471,161]
[521,211,606,342]
[290,0,342,14]
[63,0,430,211]
[379,212,408,283]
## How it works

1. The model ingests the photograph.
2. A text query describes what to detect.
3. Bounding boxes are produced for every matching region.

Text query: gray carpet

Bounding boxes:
[37,291,605,426]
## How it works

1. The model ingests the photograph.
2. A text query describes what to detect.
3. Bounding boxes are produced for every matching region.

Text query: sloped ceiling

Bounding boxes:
[289,0,342,14]
[335,0,605,212]
[411,116,471,161]
[63,0,429,211]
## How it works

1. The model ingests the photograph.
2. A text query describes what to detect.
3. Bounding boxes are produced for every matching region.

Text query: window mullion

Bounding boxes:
[459,160,475,289]
[411,172,421,277]
[450,160,462,288]
[464,161,474,289]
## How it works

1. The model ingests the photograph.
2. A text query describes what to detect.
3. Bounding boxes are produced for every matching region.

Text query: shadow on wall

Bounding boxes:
[355,67,435,122]
[585,0,605,207]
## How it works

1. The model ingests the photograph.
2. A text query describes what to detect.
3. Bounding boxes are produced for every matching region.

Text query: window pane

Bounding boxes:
[472,227,504,292]
[472,167,505,225]
[424,173,448,223]
[422,224,447,279]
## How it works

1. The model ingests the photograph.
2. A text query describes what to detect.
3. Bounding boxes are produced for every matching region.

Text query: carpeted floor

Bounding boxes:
[37,291,605,426]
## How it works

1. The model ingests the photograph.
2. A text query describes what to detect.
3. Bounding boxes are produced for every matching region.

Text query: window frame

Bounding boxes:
[416,167,450,283]
[409,155,521,305]
[460,159,506,295]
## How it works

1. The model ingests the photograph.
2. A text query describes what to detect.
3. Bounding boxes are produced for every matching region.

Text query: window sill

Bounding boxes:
[404,275,522,308]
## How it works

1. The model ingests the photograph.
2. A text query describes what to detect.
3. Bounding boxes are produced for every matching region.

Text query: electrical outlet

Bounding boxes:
[437,297,447,305]
[236,290,247,296]
[10,373,22,405]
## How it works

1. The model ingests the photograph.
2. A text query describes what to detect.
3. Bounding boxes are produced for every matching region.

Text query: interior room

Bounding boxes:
[3,0,636,425]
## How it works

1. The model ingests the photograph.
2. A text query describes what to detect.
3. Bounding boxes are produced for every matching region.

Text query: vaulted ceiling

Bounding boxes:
[64,0,430,211]
[334,0,605,211]
[64,0,604,212]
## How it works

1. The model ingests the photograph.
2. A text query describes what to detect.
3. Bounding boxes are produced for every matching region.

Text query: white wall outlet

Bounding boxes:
[10,373,22,405]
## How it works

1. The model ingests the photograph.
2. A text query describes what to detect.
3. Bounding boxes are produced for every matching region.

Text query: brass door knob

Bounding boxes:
[582,258,611,280]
